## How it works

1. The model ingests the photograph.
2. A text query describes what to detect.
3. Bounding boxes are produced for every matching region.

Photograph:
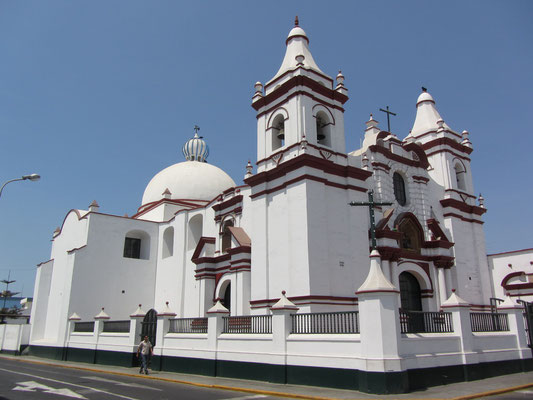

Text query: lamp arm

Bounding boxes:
[0,178,24,199]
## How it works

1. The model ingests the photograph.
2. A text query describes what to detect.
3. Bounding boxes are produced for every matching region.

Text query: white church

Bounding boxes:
[27,19,532,394]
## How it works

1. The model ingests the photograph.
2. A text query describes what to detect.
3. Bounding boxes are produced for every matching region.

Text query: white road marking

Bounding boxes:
[81,375,162,391]
[13,381,87,399]
[0,367,139,400]
[223,395,267,400]
[516,390,533,393]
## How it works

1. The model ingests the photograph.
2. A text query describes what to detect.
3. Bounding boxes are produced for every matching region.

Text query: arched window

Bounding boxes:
[271,114,285,151]
[123,230,150,260]
[162,227,174,258]
[454,163,466,191]
[315,111,331,147]
[398,217,422,253]
[399,272,422,311]
[221,220,234,253]
[188,214,203,251]
[393,172,407,206]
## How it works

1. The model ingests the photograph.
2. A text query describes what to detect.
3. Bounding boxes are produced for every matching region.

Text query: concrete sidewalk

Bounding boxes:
[1,354,532,400]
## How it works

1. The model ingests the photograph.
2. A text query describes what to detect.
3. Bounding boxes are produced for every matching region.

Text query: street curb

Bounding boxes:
[451,382,533,400]
[1,355,532,400]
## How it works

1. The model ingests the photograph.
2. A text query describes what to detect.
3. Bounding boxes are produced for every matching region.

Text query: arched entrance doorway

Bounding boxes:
[222,283,231,313]
[399,272,422,311]
[141,309,157,346]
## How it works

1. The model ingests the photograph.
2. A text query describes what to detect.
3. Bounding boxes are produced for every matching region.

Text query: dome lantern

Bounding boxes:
[182,125,209,162]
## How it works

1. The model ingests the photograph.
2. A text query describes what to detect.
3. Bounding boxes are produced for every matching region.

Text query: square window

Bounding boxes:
[124,237,141,259]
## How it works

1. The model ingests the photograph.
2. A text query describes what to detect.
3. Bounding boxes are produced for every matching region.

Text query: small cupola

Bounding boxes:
[268,17,329,86]
[182,126,209,162]
[409,87,455,138]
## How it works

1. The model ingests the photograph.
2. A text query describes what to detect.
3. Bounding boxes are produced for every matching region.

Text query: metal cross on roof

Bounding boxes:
[194,125,200,134]
[379,105,397,133]
[349,190,393,250]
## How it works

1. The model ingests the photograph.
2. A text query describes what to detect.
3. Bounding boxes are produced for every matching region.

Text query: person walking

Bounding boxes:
[137,335,153,375]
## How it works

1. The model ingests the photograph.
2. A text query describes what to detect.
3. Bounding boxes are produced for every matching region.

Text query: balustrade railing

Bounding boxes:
[73,321,95,333]
[291,311,359,334]
[470,312,509,332]
[222,315,271,334]
[169,318,208,333]
[102,320,130,333]
[399,310,453,333]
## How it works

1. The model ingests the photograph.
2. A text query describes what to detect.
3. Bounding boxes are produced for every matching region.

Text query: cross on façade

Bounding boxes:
[349,190,393,250]
[379,105,396,132]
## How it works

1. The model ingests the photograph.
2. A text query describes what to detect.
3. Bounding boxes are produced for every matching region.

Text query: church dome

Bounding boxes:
[141,130,236,206]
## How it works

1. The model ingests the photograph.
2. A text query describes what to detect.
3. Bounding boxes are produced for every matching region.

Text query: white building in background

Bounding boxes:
[488,248,533,303]
[27,19,531,394]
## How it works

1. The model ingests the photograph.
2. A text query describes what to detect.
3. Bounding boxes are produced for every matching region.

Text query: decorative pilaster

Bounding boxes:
[440,290,475,363]
[156,302,176,357]
[356,250,403,389]
[207,300,229,352]
[129,304,146,347]
[271,291,299,363]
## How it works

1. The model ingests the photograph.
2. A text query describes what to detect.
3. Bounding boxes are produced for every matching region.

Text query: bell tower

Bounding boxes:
[246,19,373,313]
[251,17,349,173]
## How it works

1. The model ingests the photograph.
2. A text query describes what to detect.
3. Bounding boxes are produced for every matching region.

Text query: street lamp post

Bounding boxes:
[0,174,41,199]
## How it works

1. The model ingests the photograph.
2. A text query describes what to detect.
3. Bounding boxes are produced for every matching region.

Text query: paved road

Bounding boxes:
[477,388,533,400]
[0,358,280,400]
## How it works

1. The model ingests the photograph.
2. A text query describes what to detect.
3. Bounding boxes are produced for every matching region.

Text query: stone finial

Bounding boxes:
[245,160,253,179]
[88,200,100,212]
[365,114,379,131]
[252,82,264,102]
[294,15,299,26]
[130,304,146,318]
[436,118,445,133]
[94,307,110,320]
[271,290,299,310]
[69,312,81,321]
[478,193,485,208]
[336,70,345,86]
[362,153,369,170]
[461,130,472,148]
[207,300,229,314]
[157,301,177,317]
[162,188,172,199]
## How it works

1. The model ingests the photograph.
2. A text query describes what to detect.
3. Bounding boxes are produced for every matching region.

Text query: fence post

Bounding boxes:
[67,313,81,345]
[271,291,299,365]
[440,290,474,363]
[356,250,404,393]
[498,296,530,359]
[156,302,176,360]
[129,304,146,347]
[207,300,229,370]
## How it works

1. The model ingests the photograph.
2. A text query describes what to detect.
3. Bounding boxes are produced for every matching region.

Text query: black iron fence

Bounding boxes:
[222,315,272,334]
[291,311,359,334]
[73,321,95,333]
[169,318,208,333]
[399,310,453,333]
[102,320,130,333]
[470,312,509,332]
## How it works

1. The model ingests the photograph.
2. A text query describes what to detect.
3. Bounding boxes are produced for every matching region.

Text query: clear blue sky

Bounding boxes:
[0,1,532,297]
